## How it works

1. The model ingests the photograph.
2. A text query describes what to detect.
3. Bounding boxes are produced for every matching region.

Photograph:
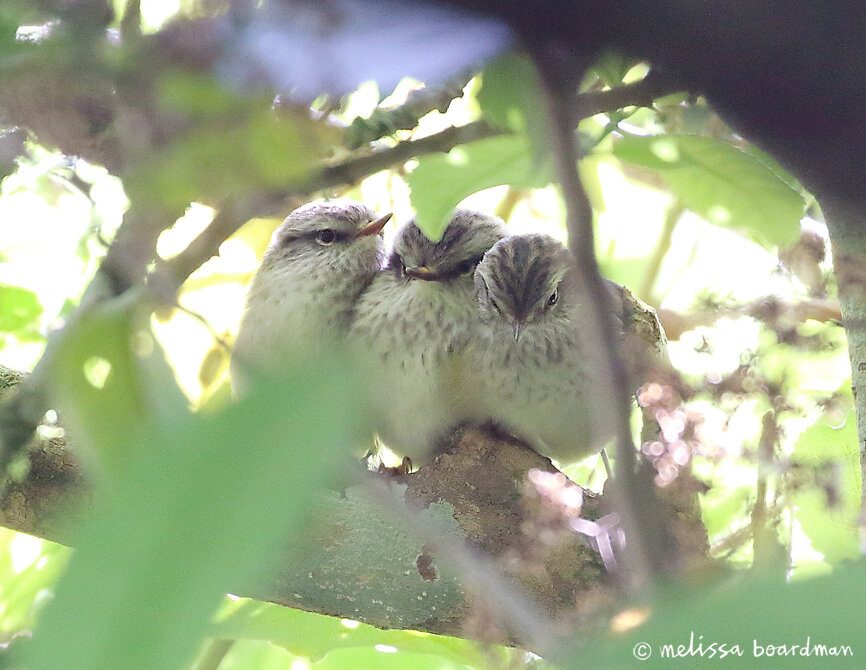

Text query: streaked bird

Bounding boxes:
[350,210,506,462]
[231,199,389,394]
[456,233,625,462]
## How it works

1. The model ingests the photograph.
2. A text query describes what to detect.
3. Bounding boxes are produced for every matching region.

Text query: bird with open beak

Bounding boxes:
[231,199,389,395]
[349,210,506,463]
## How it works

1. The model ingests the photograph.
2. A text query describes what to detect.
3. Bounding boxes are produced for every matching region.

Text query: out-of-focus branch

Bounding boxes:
[658,297,842,341]
[579,70,684,118]
[535,49,677,586]
[343,72,474,149]
[149,121,502,294]
[639,201,684,301]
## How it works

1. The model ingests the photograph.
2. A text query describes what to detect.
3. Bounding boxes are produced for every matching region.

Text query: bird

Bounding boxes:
[230,199,390,394]
[349,210,506,463]
[453,233,628,463]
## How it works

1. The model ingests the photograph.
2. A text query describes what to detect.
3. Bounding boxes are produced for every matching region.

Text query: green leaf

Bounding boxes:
[476,52,551,169]
[613,134,804,248]
[213,600,487,668]
[313,647,474,670]
[52,298,185,474]
[700,486,752,539]
[0,284,43,333]
[125,73,337,209]
[791,413,861,564]
[477,53,540,133]
[0,532,69,635]
[24,308,365,670]
[570,562,866,669]
[205,639,298,669]
[592,51,634,88]
[406,134,553,240]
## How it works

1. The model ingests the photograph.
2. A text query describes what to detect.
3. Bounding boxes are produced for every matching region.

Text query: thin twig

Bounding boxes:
[578,70,684,118]
[191,639,235,670]
[343,71,473,149]
[639,200,684,302]
[751,412,777,568]
[151,121,502,295]
[535,54,672,585]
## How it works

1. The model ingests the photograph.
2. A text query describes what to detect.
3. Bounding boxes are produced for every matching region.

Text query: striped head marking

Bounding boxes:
[388,210,506,281]
[475,234,575,337]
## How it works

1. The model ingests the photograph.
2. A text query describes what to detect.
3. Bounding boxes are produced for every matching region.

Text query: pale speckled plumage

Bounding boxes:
[231,199,386,394]
[349,210,506,460]
[453,234,624,462]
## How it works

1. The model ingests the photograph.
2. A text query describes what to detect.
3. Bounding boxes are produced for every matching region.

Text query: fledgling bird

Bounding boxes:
[454,234,626,463]
[231,199,390,394]
[349,210,506,462]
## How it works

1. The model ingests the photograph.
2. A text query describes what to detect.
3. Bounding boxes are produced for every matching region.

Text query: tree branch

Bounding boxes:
[534,51,675,586]
[579,69,685,118]
[149,121,502,295]
[657,297,842,342]
[0,395,707,644]
[0,287,700,644]
[342,72,474,149]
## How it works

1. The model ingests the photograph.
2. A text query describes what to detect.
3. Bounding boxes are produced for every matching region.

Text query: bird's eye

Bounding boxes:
[455,259,476,275]
[456,255,484,276]
[389,253,405,276]
[547,288,559,307]
[316,229,337,245]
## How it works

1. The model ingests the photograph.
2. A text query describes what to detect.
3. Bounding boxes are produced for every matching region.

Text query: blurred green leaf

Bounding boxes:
[571,562,866,669]
[0,284,43,333]
[52,298,185,474]
[792,413,861,564]
[25,306,364,670]
[0,4,32,58]
[477,52,549,163]
[0,532,69,635]
[743,144,805,195]
[477,53,544,132]
[701,486,752,540]
[592,52,634,88]
[613,134,804,248]
[207,639,298,670]
[407,134,553,240]
[125,74,337,209]
[314,646,473,670]
[213,600,487,668]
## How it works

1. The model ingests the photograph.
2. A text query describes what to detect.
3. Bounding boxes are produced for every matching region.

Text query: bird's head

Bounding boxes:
[388,210,505,284]
[475,234,576,340]
[264,199,389,277]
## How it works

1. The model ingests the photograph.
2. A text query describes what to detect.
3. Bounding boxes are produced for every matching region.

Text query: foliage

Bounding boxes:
[613,134,804,248]
[0,1,859,670]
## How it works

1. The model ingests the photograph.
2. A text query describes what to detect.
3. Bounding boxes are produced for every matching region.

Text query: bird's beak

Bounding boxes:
[511,321,524,341]
[404,265,442,281]
[355,213,392,238]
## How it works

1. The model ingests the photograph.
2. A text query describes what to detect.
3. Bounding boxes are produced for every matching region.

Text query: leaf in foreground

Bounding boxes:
[24,306,363,670]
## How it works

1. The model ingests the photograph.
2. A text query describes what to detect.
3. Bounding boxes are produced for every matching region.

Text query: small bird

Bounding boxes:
[454,234,626,463]
[349,210,506,462]
[231,199,390,394]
